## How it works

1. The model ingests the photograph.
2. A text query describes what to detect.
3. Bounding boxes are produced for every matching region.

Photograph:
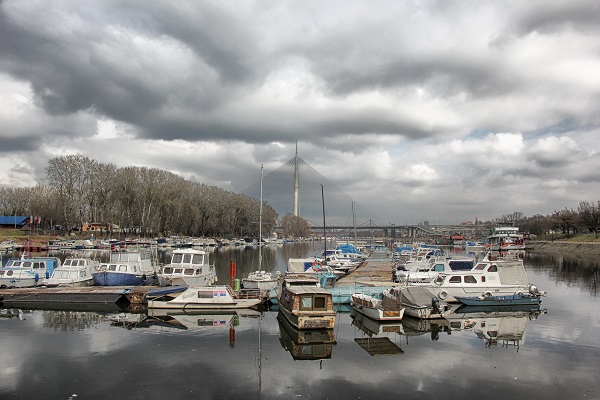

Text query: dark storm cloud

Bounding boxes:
[0,136,38,153]
[513,1,600,36]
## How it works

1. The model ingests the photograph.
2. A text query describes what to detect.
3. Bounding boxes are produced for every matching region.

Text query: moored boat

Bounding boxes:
[92,250,158,286]
[382,286,453,319]
[158,248,216,287]
[413,252,546,303]
[351,293,405,321]
[278,279,336,330]
[0,255,61,288]
[455,291,544,306]
[43,256,101,287]
[146,285,264,309]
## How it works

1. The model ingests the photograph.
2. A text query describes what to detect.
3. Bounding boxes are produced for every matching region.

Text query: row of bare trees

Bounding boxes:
[500,201,600,238]
[0,154,279,238]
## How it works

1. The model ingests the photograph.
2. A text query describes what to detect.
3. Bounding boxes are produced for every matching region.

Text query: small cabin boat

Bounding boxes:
[146,285,264,310]
[278,280,336,330]
[158,248,216,287]
[43,257,101,287]
[92,250,158,286]
[0,256,61,288]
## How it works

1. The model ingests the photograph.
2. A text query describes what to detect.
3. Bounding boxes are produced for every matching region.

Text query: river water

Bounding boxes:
[1,242,599,399]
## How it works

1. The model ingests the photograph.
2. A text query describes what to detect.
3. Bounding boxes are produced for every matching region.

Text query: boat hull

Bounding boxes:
[93,272,142,286]
[455,294,542,306]
[278,305,336,330]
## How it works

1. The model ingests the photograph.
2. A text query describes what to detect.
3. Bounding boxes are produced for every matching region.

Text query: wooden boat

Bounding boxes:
[158,248,216,287]
[351,293,405,321]
[146,285,264,310]
[278,280,336,330]
[455,292,543,306]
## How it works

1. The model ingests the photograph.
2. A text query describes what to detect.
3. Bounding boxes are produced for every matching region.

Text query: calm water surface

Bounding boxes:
[1,243,599,399]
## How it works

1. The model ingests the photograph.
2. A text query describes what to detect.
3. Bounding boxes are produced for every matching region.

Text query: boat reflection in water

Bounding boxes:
[277,311,336,360]
[350,309,405,356]
[352,303,547,350]
[446,305,547,350]
[145,309,261,331]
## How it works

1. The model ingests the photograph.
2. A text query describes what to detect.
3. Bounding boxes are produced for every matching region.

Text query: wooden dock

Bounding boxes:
[335,251,397,287]
[0,286,153,306]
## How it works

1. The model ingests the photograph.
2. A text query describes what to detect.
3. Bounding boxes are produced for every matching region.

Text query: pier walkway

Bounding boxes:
[335,249,398,287]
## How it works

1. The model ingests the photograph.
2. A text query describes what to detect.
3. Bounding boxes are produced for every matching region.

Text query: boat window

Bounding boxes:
[108,264,117,271]
[433,264,445,272]
[449,261,474,271]
[449,276,461,283]
[300,296,314,310]
[22,262,32,268]
[192,254,204,264]
[464,276,477,283]
[77,260,84,266]
[474,263,487,270]
[7,270,13,276]
[119,265,127,272]
[313,296,327,310]
[183,254,192,264]
[34,262,43,269]
[0,271,4,276]
[163,267,173,274]
[184,269,195,276]
[174,268,183,274]
[487,264,498,272]
[197,290,213,299]
[64,259,72,266]
[481,276,486,283]
[172,254,184,263]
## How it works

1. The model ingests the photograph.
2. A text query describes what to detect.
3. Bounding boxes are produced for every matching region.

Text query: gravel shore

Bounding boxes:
[528,240,600,255]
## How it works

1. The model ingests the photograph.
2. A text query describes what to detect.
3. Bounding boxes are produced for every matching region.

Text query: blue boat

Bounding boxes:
[92,251,158,286]
[454,292,543,306]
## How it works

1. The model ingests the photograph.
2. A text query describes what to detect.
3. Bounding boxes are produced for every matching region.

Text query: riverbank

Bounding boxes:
[528,240,600,255]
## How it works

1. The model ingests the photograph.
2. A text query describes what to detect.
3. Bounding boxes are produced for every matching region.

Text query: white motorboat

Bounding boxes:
[43,256,101,287]
[394,256,474,283]
[92,250,158,286]
[0,255,61,288]
[146,285,264,309]
[414,253,546,302]
[158,248,217,287]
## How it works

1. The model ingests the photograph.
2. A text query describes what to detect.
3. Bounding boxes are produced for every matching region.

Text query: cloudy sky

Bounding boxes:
[1,0,599,224]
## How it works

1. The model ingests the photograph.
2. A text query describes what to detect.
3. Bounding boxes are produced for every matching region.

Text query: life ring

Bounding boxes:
[482,291,493,298]
[311,261,322,271]
[438,290,448,300]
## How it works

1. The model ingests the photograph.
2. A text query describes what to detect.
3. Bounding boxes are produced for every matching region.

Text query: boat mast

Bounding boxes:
[293,141,299,217]
[259,164,263,270]
[321,184,326,256]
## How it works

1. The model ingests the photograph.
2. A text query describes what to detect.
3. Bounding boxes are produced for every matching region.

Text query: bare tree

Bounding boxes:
[578,201,600,238]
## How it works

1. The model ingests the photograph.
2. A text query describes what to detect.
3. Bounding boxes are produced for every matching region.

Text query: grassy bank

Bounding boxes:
[529,233,600,256]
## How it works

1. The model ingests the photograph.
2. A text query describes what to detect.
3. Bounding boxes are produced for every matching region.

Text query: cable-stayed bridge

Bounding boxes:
[242,152,484,238]
[242,154,384,228]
